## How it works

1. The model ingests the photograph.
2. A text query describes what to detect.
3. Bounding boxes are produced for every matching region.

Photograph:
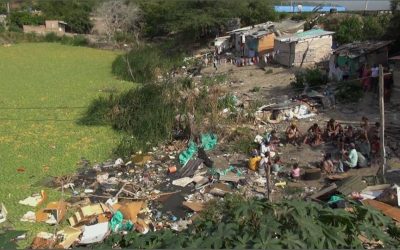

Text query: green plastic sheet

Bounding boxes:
[201,133,218,151]
[110,211,134,232]
[179,140,198,166]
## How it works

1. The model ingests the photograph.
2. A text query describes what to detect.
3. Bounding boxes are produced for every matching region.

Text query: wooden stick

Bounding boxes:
[379,65,386,177]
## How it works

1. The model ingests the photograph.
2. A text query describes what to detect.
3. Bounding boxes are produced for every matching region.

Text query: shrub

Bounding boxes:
[77,95,113,126]
[335,80,364,103]
[335,16,363,44]
[44,32,60,42]
[112,44,185,83]
[60,35,89,46]
[113,46,162,83]
[291,68,327,91]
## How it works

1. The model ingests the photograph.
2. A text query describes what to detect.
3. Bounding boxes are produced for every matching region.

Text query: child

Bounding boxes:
[290,163,301,181]
[272,156,284,175]
[248,149,261,171]
[321,153,334,174]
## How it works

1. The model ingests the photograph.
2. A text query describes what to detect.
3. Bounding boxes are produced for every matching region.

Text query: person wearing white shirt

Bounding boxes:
[371,64,379,94]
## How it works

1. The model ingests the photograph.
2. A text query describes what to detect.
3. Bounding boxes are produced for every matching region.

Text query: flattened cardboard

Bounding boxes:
[68,203,108,227]
[182,201,205,212]
[36,201,67,224]
[54,227,82,249]
[112,201,145,223]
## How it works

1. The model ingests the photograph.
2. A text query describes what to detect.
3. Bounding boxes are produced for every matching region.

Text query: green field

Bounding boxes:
[0,43,130,246]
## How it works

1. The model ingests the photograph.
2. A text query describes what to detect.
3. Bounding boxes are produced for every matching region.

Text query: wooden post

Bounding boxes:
[379,65,386,176]
[266,164,271,201]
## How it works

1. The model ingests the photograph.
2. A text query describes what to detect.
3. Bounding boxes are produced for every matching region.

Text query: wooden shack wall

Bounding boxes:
[258,33,276,54]
[293,35,332,67]
[274,39,293,67]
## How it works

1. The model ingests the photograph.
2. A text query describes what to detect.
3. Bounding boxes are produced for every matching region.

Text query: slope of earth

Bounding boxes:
[0,43,131,247]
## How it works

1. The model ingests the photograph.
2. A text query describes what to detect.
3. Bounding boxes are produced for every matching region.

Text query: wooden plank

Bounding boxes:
[310,183,337,200]
[362,199,400,222]
[182,201,205,212]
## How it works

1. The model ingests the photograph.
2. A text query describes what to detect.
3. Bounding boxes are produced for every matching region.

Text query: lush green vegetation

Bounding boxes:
[112,44,184,83]
[0,43,130,247]
[0,31,89,46]
[3,0,97,33]
[291,68,328,91]
[320,14,391,44]
[100,194,400,248]
[138,0,277,40]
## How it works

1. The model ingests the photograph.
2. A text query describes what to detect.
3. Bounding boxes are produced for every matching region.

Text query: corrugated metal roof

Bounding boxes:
[334,41,393,58]
[337,175,367,196]
[275,29,334,42]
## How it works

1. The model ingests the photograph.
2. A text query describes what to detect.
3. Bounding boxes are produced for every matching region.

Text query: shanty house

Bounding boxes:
[274,29,334,67]
[330,41,392,78]
[389,56,400,105]
[228,23,276,57]
[23,20,67,35]
[213,36,230,54]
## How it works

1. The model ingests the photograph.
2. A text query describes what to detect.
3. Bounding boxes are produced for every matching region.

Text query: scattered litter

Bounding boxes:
[79,222,110,244]
[19,190,46,207]
[172,177,194,187]
[0,203,7,224]
[21,211,36,223]
[31,232,55,249]
[36,201,67,224]
[55,227,82,249]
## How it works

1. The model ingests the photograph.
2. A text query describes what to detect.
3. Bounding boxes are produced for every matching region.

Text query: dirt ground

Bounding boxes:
[201,62,400,194]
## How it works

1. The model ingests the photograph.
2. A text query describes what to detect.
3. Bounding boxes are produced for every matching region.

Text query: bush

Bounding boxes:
[112,44,184,83]
[336,80,364,103]
[291,68,327,91]
[60,35,89,46]
[77,96,113,126]
[335,16,363,44]
[44,32,60,42]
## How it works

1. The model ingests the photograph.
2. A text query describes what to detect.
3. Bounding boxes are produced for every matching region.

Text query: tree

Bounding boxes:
[37,0,96,34]
[335,16,363,44]
[137,0,277,40]
[363,15,390,41]
[391,0,400,12]
[96,0,142,42]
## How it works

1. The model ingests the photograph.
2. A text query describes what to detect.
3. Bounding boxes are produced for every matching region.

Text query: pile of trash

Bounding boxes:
[6,133,289,248]
[255,100,317,124]
[5,127,400,248]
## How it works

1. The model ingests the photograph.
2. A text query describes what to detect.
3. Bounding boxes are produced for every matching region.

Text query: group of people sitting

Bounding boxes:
[248,116,381,180]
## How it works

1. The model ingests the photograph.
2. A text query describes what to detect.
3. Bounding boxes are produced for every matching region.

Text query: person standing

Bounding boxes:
[361,64,371,92]
[371,64,379,94]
